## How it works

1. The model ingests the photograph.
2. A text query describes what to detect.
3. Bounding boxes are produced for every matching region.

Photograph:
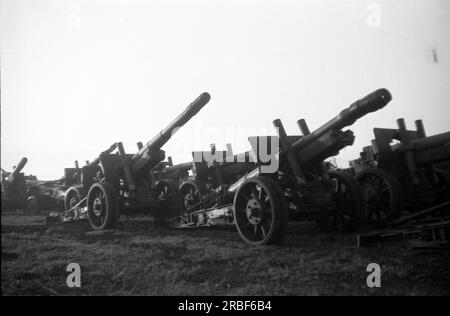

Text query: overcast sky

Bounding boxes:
[1,0,449,179]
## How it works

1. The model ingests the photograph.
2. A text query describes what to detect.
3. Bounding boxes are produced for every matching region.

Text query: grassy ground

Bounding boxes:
[2,210,449,296]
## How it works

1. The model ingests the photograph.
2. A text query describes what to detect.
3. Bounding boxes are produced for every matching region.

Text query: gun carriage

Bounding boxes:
[61,93,211,229]
[171,89,392,245]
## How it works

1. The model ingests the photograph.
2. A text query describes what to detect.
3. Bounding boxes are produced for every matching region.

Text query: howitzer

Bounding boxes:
[1,158,28,211]
[1,158,47,213]
[351,118,450,225]
[61,92,211,230]
[174,89,391,245]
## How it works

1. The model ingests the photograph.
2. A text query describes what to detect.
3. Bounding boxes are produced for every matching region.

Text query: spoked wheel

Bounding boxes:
[233,176,285,245]
[179,180,208,224]
[155,180,182,220]
[87,182,118,230]
[356,168,403,226]
[65,187,81,212]
[261,177,289,233]
[434,169,450,203]
[317,171,363,232]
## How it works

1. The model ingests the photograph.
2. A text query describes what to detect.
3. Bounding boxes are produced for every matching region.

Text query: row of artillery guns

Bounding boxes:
[54,87,448,246]
[154,89,392,244]
[53,87,392,245]
[160,91,449,247]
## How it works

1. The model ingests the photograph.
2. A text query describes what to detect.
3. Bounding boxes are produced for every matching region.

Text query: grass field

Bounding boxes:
[2,210,449,296]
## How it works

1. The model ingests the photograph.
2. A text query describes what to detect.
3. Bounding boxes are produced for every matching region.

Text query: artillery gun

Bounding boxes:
[350,119,450,225]
[172,88,392,245]
[1,157,67,213]
[1,158,30,211]
[148,143,257,225]
[61,92,211,229]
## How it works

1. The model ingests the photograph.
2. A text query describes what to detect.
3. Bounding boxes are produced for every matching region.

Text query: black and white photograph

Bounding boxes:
[1,0,449,299]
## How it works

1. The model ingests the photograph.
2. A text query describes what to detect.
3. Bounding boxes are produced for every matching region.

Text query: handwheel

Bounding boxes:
[155,180,182,220]
[87,182,119,230]
[356,168,404,226]
[64,187,82,212]
[317,171,363,232]
[233,176,285,245]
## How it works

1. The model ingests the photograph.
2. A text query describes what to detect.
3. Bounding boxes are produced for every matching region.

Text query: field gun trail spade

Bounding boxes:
[56,92,211,229]
[171,88,392,245]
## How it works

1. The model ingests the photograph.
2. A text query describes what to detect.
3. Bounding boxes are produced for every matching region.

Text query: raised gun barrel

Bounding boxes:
[131,92,211,174]
[290,88,392,154]
[6,157,28,183]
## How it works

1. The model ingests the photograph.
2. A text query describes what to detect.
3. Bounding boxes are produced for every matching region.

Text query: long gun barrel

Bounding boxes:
[228,89,392,192]
[395,131,450,153]
[373,118,450,173]
[89,143,118,167]
[290,88,392,154]
[164,162,193,174]
[393,131,450,166]
[6,157,28,183]
[131,92,211,174]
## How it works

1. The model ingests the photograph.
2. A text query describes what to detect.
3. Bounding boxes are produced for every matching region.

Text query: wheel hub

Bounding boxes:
[246,198,263,225]
[93,197,103,216]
